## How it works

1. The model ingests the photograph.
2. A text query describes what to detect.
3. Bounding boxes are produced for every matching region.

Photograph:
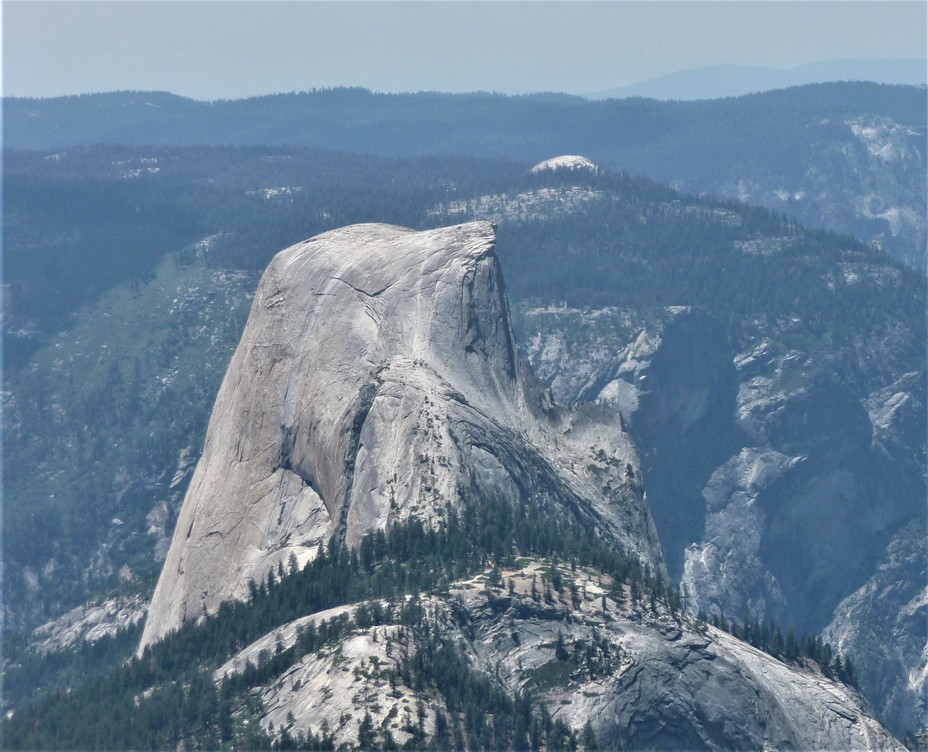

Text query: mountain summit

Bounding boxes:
[131,222,902,749]
[531,155,600,174]
[139,222,662,652]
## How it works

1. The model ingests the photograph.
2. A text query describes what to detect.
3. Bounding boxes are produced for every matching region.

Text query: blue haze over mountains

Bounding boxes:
[2,76,926,747]
[587,58,927,100]
[6,81,925,269]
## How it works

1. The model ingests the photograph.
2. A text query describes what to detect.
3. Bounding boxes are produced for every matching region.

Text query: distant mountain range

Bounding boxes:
[588,58,927,101]
[5,82,925,269]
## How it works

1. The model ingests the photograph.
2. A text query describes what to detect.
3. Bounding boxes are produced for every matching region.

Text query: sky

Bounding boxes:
[3,1,926,100]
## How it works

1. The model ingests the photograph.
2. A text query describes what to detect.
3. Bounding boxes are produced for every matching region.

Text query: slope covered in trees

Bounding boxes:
[5,497,870,750]
[3,145,924,738]
[5,82,925,267]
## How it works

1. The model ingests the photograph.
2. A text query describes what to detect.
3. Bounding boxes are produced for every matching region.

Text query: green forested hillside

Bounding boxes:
[4,495,858,751]
[2,145,924,740]
[5,82,926,267]
[3,147,522,348]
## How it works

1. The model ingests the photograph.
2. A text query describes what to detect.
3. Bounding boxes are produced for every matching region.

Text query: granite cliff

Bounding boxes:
[139,222,662,652]
[133,222,902,749]
[521,302,926,735]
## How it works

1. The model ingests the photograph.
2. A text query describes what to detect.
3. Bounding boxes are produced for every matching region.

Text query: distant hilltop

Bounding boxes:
[588,58,927,101]
[531,155,601,174]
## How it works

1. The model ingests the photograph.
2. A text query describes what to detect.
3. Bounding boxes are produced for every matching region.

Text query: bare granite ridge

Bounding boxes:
[215,562,904,750]
[139,222,663,653]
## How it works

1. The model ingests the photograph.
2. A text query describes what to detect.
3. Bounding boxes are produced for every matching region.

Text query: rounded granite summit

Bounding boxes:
[530,155,601,174]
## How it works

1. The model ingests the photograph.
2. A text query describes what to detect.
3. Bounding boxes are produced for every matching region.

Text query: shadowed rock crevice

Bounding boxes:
[627,309,741,581]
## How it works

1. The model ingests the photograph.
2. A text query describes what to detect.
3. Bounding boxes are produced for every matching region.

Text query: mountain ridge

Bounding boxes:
[6,81,923,269]
[587,58,928,101]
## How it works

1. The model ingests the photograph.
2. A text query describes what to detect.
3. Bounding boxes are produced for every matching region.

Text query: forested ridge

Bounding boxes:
[4,145,922,631]
[6,83,922,153]
[3,493,857,750]
[3,144,923,744]
[6,81,925,267]
[7,146,921,353]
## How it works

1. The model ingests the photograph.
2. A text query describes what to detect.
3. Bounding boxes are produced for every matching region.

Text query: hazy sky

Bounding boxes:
[4,1,926,99]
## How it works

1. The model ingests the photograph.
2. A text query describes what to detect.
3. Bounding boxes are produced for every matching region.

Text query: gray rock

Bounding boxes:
[518,301,926,733]
[524,306,740,580]
[429,186,608,225]
[236,562,903,750]
[681,447,797,623]
[30,594,146,655]
[139,223,662,653]
[824,518,927,734]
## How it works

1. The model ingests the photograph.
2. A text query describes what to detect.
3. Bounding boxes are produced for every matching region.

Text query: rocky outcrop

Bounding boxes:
[221,561,902,750]
[531,155,601,174]
[519,302,926,733]
[30,595,146,655]
[824,518,927,735]
[139,223,662,653]
[429,186,607,225]
[525,306,740,580]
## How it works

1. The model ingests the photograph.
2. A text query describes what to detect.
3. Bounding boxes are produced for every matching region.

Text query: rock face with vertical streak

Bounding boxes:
[138,222,663,652]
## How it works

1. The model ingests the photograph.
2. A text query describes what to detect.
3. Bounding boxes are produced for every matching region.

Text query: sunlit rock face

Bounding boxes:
[531,154,601,174]
[139,222,662,652]
[215,564,904,751]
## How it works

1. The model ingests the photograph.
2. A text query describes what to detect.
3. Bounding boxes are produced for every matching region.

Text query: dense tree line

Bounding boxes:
[2,622,144,710]
[703,610,858,686]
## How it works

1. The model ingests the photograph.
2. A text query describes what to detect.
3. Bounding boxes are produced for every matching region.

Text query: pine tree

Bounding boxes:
[357,711,376,750]
[581,719,598,751]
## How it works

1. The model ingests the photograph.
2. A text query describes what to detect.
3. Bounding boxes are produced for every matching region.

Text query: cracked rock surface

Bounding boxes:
[139,223,662,652]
